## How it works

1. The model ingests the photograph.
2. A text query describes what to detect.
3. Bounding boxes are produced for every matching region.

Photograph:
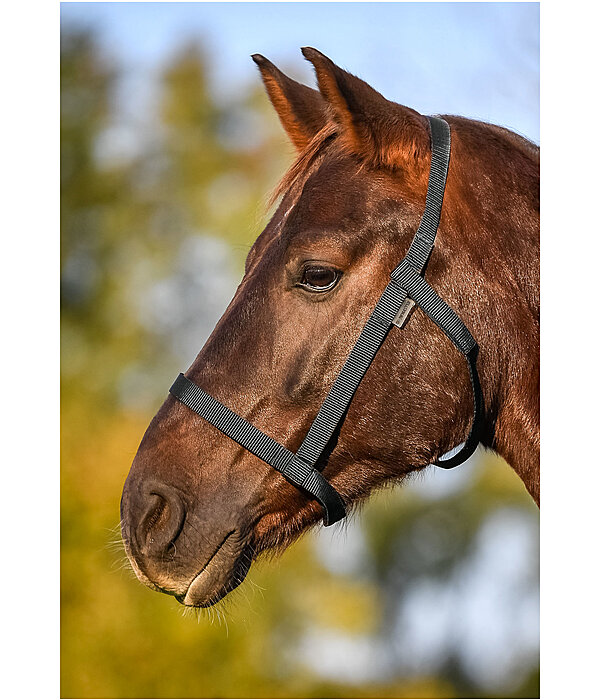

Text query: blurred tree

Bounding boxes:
[61,29,126,405]
[156,42,290,254]
[362,455,539,697]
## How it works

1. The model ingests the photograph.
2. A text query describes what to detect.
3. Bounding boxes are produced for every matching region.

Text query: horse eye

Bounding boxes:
[300,265,341,292]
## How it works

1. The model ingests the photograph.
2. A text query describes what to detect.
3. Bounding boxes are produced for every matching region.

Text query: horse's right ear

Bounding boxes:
[251,54,329,151]
[301,47,430,170]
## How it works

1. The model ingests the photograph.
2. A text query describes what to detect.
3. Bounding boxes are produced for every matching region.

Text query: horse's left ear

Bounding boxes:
[301,47,430,169]
[252,54,329,152]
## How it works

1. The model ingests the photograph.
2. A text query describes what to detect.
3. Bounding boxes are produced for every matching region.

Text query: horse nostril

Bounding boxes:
[143,494,168,539]
[134,482,186,558]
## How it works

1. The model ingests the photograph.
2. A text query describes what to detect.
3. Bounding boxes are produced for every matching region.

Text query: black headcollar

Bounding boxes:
[169,117,483,526]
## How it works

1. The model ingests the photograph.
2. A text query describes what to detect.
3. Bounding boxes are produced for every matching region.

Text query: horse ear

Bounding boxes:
[251,54,329,152]
[301,47,430,169]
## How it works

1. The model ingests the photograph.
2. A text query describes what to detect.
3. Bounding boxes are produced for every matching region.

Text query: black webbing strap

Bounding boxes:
[397,115,452,275]
[391,259,483,467]
[169,373,346,525]
[169,116,485,526]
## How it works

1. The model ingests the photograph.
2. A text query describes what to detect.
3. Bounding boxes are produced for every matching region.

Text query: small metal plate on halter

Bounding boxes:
[392,297,415,329]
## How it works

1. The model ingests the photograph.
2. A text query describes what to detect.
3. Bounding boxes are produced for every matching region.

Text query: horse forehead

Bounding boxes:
[286,157,375,231]
[252,156,387,264]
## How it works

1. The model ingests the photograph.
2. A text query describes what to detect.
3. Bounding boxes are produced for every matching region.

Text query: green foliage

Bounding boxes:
[61,28,539,698]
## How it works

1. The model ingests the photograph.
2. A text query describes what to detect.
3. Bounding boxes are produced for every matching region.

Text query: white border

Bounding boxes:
[4,1,600,699]
[2,0,59,698]
[540,0,600,697]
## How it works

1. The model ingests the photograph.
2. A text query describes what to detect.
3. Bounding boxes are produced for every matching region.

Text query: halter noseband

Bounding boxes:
[169,117,484,526]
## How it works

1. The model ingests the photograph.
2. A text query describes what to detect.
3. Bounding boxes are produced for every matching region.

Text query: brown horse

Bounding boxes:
[121,48,539,608]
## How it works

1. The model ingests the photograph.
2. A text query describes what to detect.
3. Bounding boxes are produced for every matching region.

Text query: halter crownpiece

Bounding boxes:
[169,117,484,526]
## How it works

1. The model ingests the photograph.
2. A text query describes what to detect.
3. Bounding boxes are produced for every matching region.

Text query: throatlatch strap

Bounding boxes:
[168,116,485,526]
[390,258,484,467]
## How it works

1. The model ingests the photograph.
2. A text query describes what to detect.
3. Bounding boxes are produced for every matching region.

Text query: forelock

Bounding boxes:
[268,123,340,207]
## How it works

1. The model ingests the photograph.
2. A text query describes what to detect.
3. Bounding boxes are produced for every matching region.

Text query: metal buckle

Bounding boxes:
[392,297,415,328]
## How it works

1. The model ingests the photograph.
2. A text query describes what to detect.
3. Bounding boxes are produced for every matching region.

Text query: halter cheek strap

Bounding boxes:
[169,117,484,526]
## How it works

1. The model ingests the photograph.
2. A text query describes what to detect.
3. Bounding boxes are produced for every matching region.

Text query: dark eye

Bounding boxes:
[299,265,341,292]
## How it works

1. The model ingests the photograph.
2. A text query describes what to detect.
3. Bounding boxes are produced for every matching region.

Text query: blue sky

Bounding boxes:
[61,2,539,143]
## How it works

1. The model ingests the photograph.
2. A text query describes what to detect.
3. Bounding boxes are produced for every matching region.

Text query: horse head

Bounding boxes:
[121,48,539,607]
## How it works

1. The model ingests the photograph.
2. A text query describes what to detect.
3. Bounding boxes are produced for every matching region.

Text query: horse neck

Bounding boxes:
[450,125,539,504]
[480,289,539,503]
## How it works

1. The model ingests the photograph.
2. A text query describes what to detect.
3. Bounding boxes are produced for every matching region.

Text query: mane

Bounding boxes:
[269,122,339,207]
[484,122,540,162]
[269,115,539,211]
